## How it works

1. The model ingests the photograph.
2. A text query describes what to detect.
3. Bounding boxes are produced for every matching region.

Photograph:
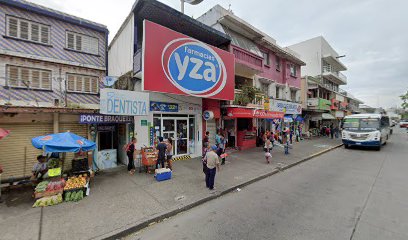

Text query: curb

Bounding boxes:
[102,143,343,240]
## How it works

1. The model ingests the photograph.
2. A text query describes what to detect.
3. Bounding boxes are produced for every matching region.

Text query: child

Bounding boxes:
[264,139,273,164]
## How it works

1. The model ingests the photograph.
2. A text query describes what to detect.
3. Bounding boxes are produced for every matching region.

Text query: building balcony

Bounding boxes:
[322,65,347,85]
[223,89,266,108]
[231,45,263,74]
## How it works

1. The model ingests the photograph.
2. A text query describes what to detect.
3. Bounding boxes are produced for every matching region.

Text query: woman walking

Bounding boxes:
[166,137,173,170]
[264,138,273,164]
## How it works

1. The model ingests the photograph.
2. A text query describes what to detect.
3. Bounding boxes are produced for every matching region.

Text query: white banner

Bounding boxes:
[269,99,302,115]
[100,89,149,116]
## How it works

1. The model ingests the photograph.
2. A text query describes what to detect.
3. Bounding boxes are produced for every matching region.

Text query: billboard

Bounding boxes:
[142,20,235,100]
[269,99,302,115]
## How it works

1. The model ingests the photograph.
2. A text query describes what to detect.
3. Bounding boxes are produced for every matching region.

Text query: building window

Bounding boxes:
[66,31,99,55]
[262,51,270,66]
[290,64,297,77]
[276,56,281,71]
[6,16,50,45]
[291,90,297,102]
[260,82,269,95]
[66,74,99,94]
[6,65,51,90]
[276,86,280,99]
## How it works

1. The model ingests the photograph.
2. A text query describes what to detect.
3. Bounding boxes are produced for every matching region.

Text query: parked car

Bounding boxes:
[399,119,408,128]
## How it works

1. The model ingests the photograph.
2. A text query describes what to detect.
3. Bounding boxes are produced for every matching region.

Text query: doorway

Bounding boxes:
[162,118,189,156]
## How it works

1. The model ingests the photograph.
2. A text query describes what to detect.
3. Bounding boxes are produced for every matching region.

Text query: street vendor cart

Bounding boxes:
[141,147,157,173]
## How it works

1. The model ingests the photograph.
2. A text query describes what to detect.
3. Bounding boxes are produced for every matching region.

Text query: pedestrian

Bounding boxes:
[206,145,221,190]
[31,155,48,181]
[264,138,272,164]
[218,133,226,165]
[330,124,334,139]
[156,137,167,169]
[203,131,210,148]
[334,126,339,138]
[166,137,173,170]
[202,144,211,179]
[125,137,137,175]
[228,127,235,148]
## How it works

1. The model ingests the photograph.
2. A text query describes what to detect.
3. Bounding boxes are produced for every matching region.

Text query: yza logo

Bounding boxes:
[162,38,227,97]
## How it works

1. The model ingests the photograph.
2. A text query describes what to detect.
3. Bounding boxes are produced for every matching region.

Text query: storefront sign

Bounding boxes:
[80,114,134,124]
[141,120,148,126]
[150,101,179,112]
[269,99,302,115]
[149,126,154,146]
[142,20,235,100]
[254,110,284,119]
[225,108,284,119]
[203,110,214,121]
[97,125,116,132]
[100,89,149,116]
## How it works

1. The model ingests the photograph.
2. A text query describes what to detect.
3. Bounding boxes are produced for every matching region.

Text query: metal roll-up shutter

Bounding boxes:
[59,123,88,171]
[206,119,216,146]
[0,123,53,179]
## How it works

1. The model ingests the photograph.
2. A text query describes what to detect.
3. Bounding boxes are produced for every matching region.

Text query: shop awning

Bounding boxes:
[225,108,284,119]
[322,113,336,120]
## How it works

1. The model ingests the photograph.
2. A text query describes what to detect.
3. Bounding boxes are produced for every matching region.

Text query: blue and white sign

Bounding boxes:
[150,101,179,112]
[103,76,118,87]
[100,89,149,116]
[270,99,302,115]
[203,110,214,121]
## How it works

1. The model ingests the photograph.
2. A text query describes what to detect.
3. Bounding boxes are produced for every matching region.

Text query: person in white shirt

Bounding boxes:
[205,145,220,190]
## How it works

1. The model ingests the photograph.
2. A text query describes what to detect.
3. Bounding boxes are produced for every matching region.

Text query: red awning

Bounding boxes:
[225,108,284,119]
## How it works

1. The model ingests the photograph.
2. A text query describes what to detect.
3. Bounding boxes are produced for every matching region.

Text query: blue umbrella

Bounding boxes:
[32,132,96,153]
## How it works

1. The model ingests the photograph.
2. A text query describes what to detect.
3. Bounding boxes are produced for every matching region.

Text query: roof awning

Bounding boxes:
[322,113,336,120]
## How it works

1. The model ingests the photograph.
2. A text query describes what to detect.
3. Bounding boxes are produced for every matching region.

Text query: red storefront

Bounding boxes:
[225,108,284,150]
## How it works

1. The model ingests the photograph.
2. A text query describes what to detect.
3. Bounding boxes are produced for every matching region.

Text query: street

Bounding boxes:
[128,127,408,240]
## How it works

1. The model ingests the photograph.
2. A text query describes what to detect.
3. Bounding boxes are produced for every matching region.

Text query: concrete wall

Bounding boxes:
[108,14,134,77]
[287,37,322,77]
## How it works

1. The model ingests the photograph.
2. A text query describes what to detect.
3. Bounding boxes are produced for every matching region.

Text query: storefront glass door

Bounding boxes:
[162,118,189,156]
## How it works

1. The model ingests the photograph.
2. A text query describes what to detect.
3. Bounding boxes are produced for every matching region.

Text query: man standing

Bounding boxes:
[206,145,220,190]
[156,137,167,169]
[330,123,334,139]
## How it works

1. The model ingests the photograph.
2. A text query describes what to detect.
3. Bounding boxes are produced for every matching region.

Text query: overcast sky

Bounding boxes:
[30,0,407,108]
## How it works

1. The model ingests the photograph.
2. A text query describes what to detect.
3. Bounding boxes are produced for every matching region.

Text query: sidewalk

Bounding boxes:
[0,137,342,240]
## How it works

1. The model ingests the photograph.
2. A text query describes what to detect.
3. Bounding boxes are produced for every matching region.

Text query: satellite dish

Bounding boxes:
[184,0,204,5]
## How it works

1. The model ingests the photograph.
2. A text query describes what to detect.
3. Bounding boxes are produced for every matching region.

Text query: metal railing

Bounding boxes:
[322,65,347,83]
[232,46,263,68]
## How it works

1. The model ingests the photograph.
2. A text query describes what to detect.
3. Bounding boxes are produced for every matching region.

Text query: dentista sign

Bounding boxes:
[100,89,149,116]
[143,20,234,100]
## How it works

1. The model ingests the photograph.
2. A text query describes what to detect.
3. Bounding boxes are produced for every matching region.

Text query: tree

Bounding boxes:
[400,90,408,109]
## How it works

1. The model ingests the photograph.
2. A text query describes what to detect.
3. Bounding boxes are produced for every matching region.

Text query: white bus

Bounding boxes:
[342,114,391,150]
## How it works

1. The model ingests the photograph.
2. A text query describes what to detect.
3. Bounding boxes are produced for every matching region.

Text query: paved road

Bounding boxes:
[127,127,408,240]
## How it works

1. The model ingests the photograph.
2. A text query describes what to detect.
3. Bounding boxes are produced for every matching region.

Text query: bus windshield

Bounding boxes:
[343,118,380,131]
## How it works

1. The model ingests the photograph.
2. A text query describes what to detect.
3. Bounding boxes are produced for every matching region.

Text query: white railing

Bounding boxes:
[322,65,347,83]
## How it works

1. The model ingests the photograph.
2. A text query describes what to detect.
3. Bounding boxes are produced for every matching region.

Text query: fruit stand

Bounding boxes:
[141,147,157,173]
[31,132,96,207]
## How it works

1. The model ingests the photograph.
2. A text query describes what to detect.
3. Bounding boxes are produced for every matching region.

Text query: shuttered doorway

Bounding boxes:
[0,123,53,180]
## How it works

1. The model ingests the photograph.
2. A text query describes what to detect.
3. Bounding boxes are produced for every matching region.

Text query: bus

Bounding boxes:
[342,114,391,150]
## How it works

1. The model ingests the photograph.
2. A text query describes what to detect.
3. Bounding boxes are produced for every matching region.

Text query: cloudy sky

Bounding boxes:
[30,0,408,108]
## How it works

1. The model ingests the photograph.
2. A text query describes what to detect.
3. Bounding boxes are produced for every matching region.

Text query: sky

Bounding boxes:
[29,0,408,109]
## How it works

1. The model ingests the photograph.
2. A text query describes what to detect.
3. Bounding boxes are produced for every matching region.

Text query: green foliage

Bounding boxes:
[400,90,408,109]
[233,86,262,106]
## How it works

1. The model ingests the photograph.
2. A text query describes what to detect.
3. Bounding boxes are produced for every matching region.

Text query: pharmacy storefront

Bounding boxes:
[134,20,235,158]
